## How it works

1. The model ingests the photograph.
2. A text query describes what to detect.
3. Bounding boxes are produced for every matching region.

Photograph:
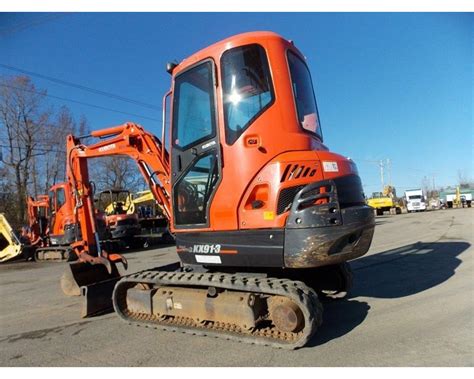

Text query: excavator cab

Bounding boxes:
[25,195,49,246]
[47,183,76,246]
[100,189,132,215]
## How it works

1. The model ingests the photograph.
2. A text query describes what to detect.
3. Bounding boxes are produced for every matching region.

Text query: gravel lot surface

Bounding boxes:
[1,208,472,366]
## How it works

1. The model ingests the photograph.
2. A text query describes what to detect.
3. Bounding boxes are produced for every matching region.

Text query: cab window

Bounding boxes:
[172,61,216,150]
[221,44,274,145]
[56,188,65,210]
[287,51,322,140]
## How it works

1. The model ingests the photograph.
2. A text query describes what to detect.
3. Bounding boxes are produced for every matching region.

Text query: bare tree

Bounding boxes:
[0,75,92,230]
[39,106,76,192]
[0,76,50,226]
[0,164,17,226]
[90,156,145,194]
[421,175,430,196]
[457,169,472,189]
[77,114,89,136]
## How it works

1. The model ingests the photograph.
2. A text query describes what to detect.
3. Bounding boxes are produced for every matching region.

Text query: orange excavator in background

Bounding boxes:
[1,185,77,262]
[25,182,78,261]
[60,31,375,349]
[25,182,109,262]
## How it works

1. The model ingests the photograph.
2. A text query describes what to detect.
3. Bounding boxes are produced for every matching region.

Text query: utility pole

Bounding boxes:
[360,158,391,194]
[379,159,385,192]
[386,158,392,186]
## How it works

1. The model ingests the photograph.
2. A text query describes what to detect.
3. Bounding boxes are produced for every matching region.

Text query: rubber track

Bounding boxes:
[113,270,323,349]
[35,247,71,262]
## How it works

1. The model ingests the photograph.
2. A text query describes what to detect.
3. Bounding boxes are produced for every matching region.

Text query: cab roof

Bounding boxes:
[172,31,303,75]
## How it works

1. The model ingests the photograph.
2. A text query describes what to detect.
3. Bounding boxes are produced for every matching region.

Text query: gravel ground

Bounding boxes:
[0,208,472,366]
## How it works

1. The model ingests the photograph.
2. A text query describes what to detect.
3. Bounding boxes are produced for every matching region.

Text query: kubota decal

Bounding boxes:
[98,143,117,152]
[177,244,237,255]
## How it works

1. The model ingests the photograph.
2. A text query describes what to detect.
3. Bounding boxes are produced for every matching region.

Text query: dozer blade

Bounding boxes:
[61,261,120,297]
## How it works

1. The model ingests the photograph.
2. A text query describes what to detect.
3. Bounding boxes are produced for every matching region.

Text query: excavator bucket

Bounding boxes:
[80,276,122,317]
[61,253,127,317]
[0,214,24,263]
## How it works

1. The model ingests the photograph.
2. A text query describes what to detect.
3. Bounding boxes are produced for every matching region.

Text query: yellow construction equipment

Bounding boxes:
[367,185,402,216]
[0,213,24,262]
[102,189,170,245]
[103,190,133,215]
[104,190,165,217]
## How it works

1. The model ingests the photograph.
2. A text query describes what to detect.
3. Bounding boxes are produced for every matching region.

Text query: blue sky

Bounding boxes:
[0,12,472,195]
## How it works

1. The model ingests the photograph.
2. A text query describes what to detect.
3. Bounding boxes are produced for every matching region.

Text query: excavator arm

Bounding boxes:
[61,122,172,306]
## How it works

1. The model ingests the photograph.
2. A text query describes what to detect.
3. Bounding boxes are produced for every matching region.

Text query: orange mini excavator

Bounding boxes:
[61,31,375,348]
[25,182,110,262]
[25,183,77,261]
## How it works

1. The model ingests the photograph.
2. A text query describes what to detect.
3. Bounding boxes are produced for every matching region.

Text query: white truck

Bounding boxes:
[405,189,427,212]
[446,192,472,208]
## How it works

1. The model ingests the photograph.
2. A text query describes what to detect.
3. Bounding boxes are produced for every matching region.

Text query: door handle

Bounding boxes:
[177,155,182,171]
[245,135,266,152]
[245,136,260,147]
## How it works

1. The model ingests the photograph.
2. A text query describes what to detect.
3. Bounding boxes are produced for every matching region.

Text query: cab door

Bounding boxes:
[50,186,66,235]
[170,59,221,229]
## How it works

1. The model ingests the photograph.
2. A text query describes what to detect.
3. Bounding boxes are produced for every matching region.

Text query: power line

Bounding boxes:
[0,63,161,111]
[0,84,160,123]
[0,14,65,38]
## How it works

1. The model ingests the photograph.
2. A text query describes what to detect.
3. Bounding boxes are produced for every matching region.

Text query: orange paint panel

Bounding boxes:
[220,249,238,255]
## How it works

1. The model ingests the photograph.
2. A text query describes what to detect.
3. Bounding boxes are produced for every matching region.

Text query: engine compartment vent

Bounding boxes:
[277,185,305,215]
[280,164,316,182]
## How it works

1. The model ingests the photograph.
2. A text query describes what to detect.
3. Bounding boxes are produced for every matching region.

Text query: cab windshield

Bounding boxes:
[287,50,322,140]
